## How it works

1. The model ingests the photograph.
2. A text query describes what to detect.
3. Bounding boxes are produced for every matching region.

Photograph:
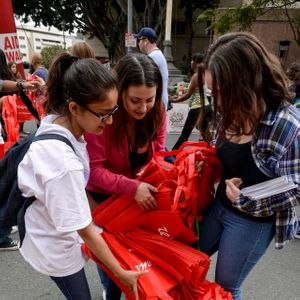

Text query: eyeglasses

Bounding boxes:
[83,104,119,122]
[137,37,147,43]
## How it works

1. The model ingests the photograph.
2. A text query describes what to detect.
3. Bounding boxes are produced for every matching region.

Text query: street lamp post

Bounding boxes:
[163,0,183,86]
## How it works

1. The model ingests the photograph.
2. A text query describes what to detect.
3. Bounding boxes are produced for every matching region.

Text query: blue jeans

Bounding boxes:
[50,268,91,300]
[97,266,122,300]
[0,227,12,244]
[198,198,275,300]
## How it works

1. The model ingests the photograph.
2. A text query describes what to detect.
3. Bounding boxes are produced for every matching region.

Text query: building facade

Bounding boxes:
[16,24,81,63]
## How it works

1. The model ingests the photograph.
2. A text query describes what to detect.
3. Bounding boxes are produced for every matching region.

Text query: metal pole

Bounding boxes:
[127,0,133,53]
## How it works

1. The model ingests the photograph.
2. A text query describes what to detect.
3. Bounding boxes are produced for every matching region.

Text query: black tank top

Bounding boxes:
[215,138,275,222]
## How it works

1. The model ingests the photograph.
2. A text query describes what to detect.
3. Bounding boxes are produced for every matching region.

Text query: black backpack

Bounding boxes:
[0,133,75,246]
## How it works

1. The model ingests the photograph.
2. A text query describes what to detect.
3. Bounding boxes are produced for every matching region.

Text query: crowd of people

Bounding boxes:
[0,28,299,300]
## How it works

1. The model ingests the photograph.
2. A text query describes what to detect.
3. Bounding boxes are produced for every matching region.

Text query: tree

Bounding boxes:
[177,0,218,69]
[41,45,64,69]
[12,0,168,62]
[197,0,300,46]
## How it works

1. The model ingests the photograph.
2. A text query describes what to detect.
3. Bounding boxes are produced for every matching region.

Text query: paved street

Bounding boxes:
[1,124,299,300]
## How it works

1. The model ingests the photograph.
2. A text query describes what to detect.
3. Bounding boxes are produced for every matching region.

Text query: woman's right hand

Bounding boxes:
[135,182,157,209]
[116,269,148,299]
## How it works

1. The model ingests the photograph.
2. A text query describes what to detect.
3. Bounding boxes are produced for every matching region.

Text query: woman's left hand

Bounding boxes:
[225,177,243,202]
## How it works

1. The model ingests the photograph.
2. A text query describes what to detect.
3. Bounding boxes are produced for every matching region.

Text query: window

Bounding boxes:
[35,38,41,42]
[36,46,41,50]
[20,45,26,48]
[19,36,25,40]
[21,53,27,57]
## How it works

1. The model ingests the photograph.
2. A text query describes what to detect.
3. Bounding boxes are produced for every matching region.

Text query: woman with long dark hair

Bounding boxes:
[85,52,166,299]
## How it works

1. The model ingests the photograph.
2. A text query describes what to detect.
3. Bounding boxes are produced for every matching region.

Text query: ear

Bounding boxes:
[68,101,81,117]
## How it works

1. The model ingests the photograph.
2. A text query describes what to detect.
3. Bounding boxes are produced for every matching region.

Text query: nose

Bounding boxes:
[104,114,113,125]
[138,102,147,113]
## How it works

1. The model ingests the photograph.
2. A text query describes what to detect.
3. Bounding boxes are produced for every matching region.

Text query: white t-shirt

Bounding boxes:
[18,115,92,277]
[149,49,169,110]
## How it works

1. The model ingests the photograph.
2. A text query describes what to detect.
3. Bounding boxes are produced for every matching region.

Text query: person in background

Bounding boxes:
[17,53,146,299]
[30,53,48,81]
[85,53,166,300]
[136,27,169,111]
[169,53,212,149]
[0,49,20,250]
[198,32,300,300]
[70,41,96,59]
[286,62,300,108]
[8,61,23,80]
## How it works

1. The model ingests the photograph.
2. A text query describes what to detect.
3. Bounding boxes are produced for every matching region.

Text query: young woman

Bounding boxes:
[17,53,146,300]
[198,32,300,300]
[8,61,23,80]
[169,53,212,148]
[85,52,166,299]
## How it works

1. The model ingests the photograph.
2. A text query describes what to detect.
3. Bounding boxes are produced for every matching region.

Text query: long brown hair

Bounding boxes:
[204,32,292,140]
[44,52,117,115]
[112,53,163,149]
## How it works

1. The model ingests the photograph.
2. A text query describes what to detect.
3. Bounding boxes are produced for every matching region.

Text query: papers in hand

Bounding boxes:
[241,177,298,200]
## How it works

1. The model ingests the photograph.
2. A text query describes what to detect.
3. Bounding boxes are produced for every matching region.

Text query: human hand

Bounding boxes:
[135,182,157,209]
[22,77,45,90]
[225,178,243,202]
[195,160,204,178]
[116,269,148,299]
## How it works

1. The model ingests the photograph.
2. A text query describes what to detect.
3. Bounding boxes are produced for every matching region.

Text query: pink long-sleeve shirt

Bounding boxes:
[85,116,166,197]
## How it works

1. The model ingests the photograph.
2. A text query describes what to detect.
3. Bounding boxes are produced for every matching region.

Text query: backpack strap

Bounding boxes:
[18,133,75,247]
[33,134,75,152]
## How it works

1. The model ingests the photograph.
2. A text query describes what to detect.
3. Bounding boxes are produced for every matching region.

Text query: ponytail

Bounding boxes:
[44,53,117,115]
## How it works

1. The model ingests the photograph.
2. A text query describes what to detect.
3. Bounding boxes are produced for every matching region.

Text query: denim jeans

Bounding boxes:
[198,198,275,300]
[50,268,91,300]
[97,265,122,300]
[0,227,12,244]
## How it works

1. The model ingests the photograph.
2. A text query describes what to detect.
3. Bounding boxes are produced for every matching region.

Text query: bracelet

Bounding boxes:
[16,81,24,90]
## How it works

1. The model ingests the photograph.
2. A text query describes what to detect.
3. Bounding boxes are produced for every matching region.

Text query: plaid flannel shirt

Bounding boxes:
[232,103,300,249]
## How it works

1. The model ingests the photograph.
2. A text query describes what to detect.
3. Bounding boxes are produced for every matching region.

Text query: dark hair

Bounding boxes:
[204,32,292,140]
[0,49,14,80]
[8,61,22,80]
[112,53,163,149]
[287,63,300,85]
[192,53,204,64]
[44,52,117,115]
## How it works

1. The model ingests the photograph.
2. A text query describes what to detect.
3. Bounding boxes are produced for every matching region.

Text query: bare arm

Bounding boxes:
[170,74,198,103]
[78,223,147,298]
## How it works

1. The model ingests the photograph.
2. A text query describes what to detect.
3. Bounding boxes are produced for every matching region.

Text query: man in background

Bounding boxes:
[136,27,169,111]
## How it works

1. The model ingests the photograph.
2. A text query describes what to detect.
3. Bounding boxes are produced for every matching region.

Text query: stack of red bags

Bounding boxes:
[82,142,231,299]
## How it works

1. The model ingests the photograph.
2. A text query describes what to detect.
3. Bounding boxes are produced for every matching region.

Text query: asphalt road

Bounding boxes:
[1,123,299,300]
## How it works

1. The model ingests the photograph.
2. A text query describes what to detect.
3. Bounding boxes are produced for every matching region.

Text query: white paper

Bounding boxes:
[241,177,297,200]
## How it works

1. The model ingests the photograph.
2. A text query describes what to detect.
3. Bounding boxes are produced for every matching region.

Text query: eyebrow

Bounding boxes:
[130,96,155,101]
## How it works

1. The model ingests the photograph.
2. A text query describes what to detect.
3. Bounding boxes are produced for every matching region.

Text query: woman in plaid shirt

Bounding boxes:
[198,32,300,300]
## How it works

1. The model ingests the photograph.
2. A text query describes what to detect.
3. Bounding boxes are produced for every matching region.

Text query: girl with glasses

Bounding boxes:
[85,52,166,299]
[17,53,146,300]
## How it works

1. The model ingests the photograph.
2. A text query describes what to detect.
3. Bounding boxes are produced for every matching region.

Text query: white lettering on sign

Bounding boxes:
[135,260,152,271]
[0,33,22,63]
[158,226,171,238]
